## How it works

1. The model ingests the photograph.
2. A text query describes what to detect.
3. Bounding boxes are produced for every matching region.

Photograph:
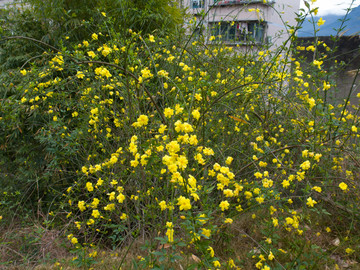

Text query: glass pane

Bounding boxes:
[247,22,255,41]
[220,22,227,40]
[228,23,236,42]
[255,24,264,42]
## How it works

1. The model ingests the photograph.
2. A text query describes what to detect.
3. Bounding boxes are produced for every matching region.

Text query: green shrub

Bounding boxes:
[1,2,359,269]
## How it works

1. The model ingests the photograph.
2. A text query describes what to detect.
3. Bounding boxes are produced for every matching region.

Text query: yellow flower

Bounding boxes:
[104,203,115,211]
[317,17,325,26]
[76,71,85,79]
[282,179,290,188]
[268,251,275,260]
[203,147,214,156]
[259,161,267,167]
[201,228,211,238]
[308,97,316,109]
[213,260,221,267]
[314,153,322,162]
[159,201,167,211]
[71,237,78,245]
[166,141,180,155]
[92,209,100,218]
[177,196,191,211]
[219,200,230,211]
[96,178,103,187]
[339,182,348,191]
[87,219,95,226]
[286,217,294,225]
[189,135,198,145]
[207,246,215,257]
[148,35,155,43]
[351,126,357,133]
[272,217,279,227]
[92,33,98,40]
[140,67,153,79]
[108,192,115,201]
[78,201,86,211]
[223,189,234,197]
[194,93,202,101]
[244,191,253,199]
[165,228,174,242]
[86,182,94,192]
[177,155,188,170]
[225,156,233,165]
[306,197,317,207]
[101,45,112,57]
[224,218,233,224]
[164,108,174,118]
[256,196,265,204]
[20,69,27,76]
[95,67,112,78]
[87,51,96,58]
[300,160,311,170]
[133,114,149,128]
[192,109,200,120]
[117,193,125,203]
[110,179,118,186]
[91,198,99,208]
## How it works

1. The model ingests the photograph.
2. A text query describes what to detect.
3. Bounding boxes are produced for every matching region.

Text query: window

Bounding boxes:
[192,0,204,8]
[209,21,266,44]
[213,0,259,5]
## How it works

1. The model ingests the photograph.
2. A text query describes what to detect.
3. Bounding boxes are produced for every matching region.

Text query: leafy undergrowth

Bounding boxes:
[1,212,359,269]
[1,1,360,269]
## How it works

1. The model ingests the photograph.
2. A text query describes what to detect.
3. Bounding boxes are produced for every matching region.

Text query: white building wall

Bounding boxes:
[0,0,15,8]
[264,0,300,48]
[185,0,300,49]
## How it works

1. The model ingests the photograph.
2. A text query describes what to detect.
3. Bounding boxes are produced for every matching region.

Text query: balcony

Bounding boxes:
[211,0,274,6]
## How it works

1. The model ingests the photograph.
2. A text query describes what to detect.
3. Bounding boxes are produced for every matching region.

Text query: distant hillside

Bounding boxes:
[298,5,360,37]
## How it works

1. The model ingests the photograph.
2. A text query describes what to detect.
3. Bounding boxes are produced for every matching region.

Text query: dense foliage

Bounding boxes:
[24,0,184,38]
[0,1,359,269]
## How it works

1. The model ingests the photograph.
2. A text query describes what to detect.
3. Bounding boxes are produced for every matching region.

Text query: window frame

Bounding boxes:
[191,0,205,8]
[209,20,267,44]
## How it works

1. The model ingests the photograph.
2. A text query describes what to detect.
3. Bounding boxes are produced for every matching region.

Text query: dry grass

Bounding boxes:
[0,222,69,270]
[1,209,359,270]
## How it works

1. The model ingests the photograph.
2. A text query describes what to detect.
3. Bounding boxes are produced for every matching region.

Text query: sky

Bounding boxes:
[0,0,358,16]
[300,0,360,16]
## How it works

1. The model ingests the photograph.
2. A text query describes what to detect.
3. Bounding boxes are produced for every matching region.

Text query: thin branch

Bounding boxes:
[2,35,60,52]
[235,145,301,175]
[1,35,167,124]
[76,60,167,124]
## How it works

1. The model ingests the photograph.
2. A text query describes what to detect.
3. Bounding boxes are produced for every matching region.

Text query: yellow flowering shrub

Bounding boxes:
[2,5,360,269]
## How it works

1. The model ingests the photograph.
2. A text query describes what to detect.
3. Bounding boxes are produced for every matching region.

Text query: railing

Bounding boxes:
[212,0,273,6]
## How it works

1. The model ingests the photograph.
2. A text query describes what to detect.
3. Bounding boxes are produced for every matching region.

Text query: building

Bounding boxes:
[0,0,15,8]
[184,0,300,48]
